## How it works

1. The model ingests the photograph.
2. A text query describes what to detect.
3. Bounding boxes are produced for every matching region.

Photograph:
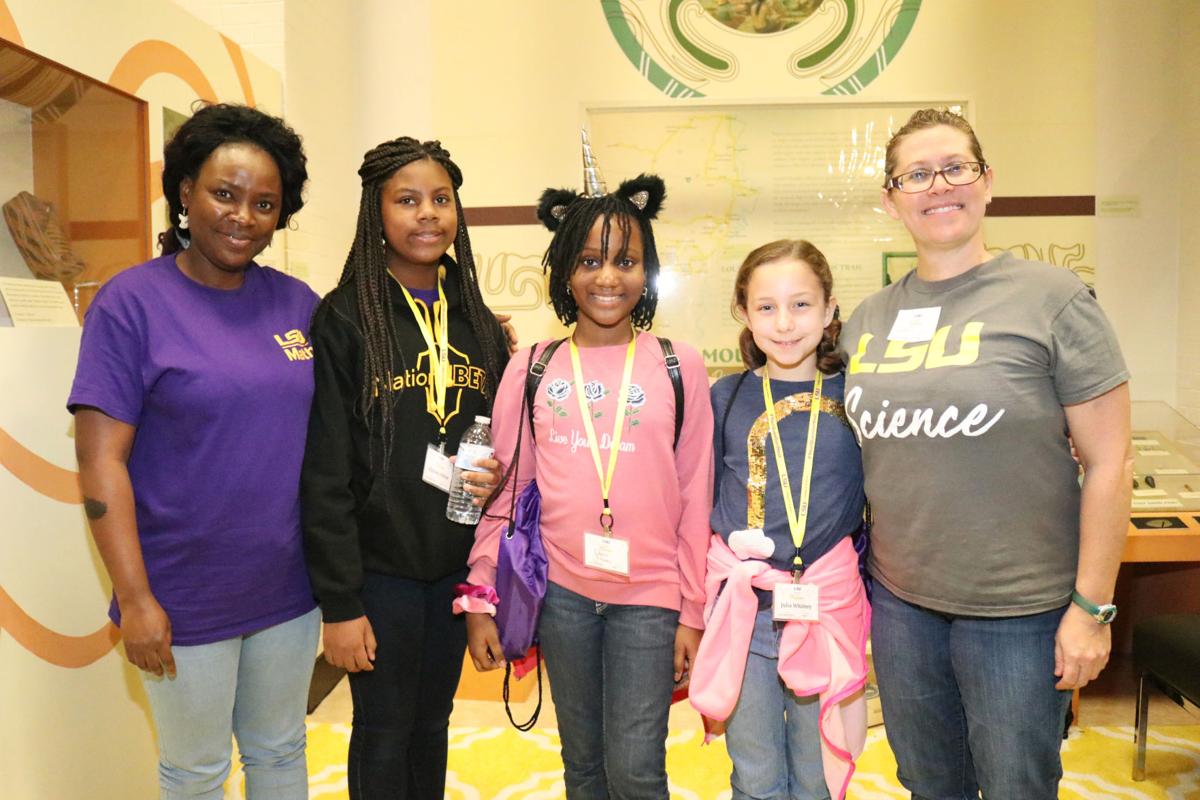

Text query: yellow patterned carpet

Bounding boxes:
[219,723,1200,799]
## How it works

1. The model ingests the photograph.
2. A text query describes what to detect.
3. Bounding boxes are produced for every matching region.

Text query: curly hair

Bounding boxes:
[160,103,308,254]
[883,107,986,187]
[731,239,843,375]
[332,136,505,470]
[542,195,661,330]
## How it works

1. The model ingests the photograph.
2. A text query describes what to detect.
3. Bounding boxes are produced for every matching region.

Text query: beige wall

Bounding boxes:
[1177,1,1200,425]
[0,2,286,797]
[1095,0,1181,409]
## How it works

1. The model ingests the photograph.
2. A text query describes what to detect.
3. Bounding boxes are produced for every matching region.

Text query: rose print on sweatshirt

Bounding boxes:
[625,383,646,431]
[584,380,608,419]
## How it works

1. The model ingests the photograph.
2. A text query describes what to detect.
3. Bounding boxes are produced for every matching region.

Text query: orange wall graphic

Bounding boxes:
[0,0,22,46]
[0,425,82,504]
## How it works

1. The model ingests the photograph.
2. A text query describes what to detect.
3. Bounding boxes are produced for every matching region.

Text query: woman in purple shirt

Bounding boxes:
[69,103,319,800]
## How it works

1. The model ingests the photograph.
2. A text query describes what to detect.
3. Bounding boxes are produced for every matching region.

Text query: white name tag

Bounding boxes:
[887,306,942,343]
[422,443,453,492]
[772,582,819,622]
[584,532,630,576]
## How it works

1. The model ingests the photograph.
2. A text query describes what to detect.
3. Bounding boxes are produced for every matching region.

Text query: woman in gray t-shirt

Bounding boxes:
[839,108,1131,799]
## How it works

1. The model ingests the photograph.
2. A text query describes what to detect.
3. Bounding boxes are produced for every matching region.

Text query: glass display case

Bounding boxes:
[0,37,148,324]
[1130,400,1200,515]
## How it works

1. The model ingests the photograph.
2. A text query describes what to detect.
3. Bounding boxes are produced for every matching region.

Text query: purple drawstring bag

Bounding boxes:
[484,343,560,730]
[494,479,547,660]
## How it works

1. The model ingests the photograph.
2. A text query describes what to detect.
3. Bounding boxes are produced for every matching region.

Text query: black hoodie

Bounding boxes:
[301,259,509,621]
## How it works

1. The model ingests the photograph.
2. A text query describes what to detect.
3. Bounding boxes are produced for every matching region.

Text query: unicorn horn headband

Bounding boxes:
[581,128,607,199]
[537,131,665,228]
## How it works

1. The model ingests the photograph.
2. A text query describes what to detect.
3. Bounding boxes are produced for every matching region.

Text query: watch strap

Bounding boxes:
[1070,590,1117,624]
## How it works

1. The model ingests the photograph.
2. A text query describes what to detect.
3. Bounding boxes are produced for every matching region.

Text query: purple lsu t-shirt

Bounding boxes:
[68,254,319,645]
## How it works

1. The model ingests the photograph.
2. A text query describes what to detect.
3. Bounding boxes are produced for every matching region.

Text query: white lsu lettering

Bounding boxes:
[844,385,1005,441]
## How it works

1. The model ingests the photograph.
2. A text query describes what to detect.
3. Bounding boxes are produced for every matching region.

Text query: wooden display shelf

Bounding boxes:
[1124,514,1200,562]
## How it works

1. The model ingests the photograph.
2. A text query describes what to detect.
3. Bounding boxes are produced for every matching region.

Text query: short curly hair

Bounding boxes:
[160,103,307,253]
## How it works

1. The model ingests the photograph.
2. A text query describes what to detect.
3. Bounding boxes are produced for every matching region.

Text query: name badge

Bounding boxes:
[772,583,819,622]
[584,531,630,576]
[888,306,942,343]
[422,443,453,493]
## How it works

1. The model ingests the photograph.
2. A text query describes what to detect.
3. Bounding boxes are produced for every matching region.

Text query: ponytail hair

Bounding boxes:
[731,239,843,374]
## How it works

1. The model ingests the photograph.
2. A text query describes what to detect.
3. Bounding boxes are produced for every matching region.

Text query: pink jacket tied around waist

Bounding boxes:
[689,535,871,800]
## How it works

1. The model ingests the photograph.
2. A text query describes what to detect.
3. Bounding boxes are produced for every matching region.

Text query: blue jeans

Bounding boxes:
[870,582,1071,800]
[347,569,468,800]
[141,606,320,799]
[725,610,829,800]
[538,581,679,800]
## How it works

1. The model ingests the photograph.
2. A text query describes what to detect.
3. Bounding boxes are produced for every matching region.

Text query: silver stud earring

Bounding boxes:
[178,208,189,230]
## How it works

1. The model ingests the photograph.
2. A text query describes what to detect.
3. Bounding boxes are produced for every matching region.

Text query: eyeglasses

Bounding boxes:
[884,161,988,193]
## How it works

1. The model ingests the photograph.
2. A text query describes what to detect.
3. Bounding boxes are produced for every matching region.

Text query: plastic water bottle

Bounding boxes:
[446,416,494,524]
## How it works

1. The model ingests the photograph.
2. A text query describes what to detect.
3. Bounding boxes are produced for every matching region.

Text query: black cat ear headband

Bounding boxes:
[536,129,666,231]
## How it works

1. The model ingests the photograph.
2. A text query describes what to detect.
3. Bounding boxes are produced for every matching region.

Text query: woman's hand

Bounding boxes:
[120,595,176,678]
[1054,603,1111,690]
[322,617,377,672]
[674,624,702,684]
[465,612,506,671]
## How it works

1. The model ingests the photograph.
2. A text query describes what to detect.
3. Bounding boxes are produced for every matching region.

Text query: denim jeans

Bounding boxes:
[725,609,829,800]
[538,581,679,800]
[141,606,320,800]
[346,569,467,800]
[870,582,1071,800]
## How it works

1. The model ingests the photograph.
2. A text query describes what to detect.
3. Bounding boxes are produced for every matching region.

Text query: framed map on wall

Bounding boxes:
[587,100,964,373]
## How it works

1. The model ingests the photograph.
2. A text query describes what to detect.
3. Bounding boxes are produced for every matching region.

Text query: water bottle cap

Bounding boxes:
[475,415,491,425]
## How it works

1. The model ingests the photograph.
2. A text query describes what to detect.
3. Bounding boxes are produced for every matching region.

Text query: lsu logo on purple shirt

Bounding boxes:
[274,329,313,362]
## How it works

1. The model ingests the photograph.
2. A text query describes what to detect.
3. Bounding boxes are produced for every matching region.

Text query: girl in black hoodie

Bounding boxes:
[301,137,509,800]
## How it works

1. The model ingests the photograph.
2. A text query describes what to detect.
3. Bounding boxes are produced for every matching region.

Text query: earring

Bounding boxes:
[178,208,189,230]
[641,286,648,297]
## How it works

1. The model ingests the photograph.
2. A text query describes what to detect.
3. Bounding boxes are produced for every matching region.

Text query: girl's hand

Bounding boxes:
[451,455,504,506]
[495,313,519,354]
[120,595,176,678]
[465,612,506,671]
[323,617,377,672]
[674,624,702,684]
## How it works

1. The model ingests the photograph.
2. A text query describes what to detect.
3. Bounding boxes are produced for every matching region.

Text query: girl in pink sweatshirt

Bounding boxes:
[458,167,713,799]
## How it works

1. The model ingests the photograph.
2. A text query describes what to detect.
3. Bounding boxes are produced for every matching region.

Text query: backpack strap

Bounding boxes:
[657,337,685,450]
[720,369,752,445]
[525,338,566,433]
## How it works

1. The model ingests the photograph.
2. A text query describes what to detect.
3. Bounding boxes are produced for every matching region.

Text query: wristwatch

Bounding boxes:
[1071,590,1118,624]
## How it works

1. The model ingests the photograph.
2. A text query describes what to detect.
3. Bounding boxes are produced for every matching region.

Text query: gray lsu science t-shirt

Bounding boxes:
[839,252,1129,616]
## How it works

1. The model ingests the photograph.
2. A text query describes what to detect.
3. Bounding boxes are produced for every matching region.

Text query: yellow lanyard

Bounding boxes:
[396,271,450,440]
[762,370,823,576]
[570,332,638,534]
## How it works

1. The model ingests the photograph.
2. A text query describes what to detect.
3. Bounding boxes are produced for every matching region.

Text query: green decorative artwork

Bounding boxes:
[602,0,923,98]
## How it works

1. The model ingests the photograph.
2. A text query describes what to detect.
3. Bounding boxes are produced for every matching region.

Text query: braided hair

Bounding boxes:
[334,137,504,468]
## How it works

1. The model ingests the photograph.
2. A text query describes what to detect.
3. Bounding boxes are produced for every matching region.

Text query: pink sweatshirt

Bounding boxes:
[690,535,870,800]
[467,333,714,628]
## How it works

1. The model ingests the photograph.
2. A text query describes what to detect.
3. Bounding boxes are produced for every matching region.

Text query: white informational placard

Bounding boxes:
[0,277,78,327]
